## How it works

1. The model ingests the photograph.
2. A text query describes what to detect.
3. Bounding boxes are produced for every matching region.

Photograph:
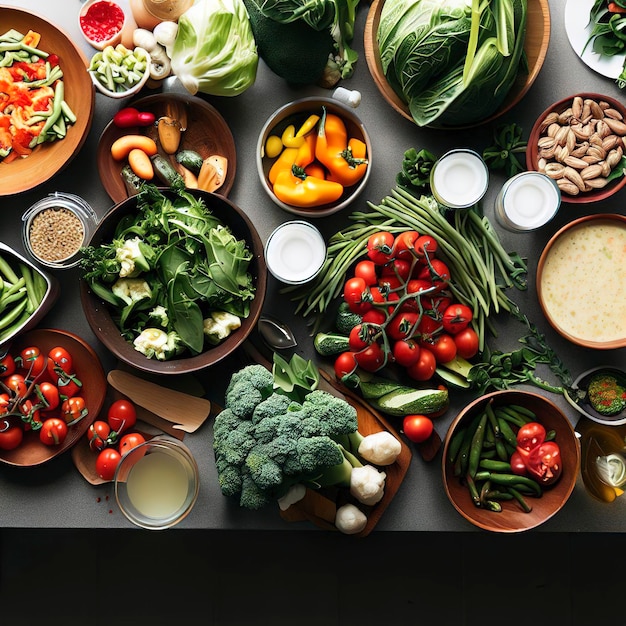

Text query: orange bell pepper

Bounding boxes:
[273,165,344,208]
[269,147,299,185]
[304,162,326,179]
[315,107,368,187]
[294,131,317,168]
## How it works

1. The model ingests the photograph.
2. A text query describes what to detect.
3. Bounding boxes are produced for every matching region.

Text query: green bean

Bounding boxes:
[497,417,518,448]
[509,403,538,419]
[468,412,488,478]
[507,486,532,513]
[479,459,512,472]
[486,473,542,497]
[447,425,467,464]
[494,407,526,428]
[465,472,481,507]
[0,298,27,330]
[494,437,509,462]
[454,414,481,477]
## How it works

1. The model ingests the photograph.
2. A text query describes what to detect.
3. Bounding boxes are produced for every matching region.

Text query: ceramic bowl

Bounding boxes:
[78,0,126,50]
[256,97,372,218]
[364,0,550,128]
[0,328,107,467]
[97,93,237,203]
[0,242,59,348]
[526,93,626,203]
[79,189,267,375]
[88,45,151,98]
[536,213,626,349]
[442,390,580,533]
[0,7,95,196]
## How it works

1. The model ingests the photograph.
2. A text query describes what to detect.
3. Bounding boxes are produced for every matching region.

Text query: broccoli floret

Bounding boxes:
[587,373,626,416]
[239,470,272,510]
[224,364,275,419]
[251,393,293,424]
[297,436,344,474]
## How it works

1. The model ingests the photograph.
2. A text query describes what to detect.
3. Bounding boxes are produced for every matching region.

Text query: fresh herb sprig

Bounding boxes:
[482,123,527,177]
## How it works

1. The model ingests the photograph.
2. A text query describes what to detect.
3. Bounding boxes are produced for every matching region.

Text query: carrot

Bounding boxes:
[127,148,154,180]
[110,135,158,161]
[608,2,626,13]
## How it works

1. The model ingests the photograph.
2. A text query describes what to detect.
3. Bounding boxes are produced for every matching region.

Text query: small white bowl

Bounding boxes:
[264,220,327,284]
[88,45,150,99]
[78,0,126,51]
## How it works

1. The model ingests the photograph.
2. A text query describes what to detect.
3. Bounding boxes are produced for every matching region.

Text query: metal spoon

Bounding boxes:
[258,315,297,350]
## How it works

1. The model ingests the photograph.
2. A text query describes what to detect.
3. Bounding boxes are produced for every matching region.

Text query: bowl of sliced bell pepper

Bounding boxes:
[256,97,373,218]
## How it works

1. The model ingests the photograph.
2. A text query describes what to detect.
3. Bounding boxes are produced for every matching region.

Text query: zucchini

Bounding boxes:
[436,355,474,389]
[151,153,181,186]
[120,164,142,196]
[369,385,449,417]
[314,332,350,356]
[335,302,362,334]
[175,149,204,174]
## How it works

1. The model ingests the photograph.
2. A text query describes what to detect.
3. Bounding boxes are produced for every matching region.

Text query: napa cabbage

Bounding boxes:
[377,0,527,127]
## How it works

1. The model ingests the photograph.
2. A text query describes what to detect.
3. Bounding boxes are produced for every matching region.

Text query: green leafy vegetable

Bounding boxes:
[170,0,258,96]
[482,122,527,177]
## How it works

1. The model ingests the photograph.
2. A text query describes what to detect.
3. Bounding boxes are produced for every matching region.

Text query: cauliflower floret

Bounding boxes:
[335,503,368,535]
[133,328,183,361]
[148,305,169,328]
[203,311,241,345]
[115,237,151,278]
[111,278,151,305]
[349,464,386,506]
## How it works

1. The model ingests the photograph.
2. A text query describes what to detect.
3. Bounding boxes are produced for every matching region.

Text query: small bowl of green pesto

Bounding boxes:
[22,192,98,270]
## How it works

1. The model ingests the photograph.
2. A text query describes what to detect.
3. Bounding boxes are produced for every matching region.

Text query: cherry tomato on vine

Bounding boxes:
[88,420,111,452]
[392,338,421,367]
[95,448,122,481]
[362,308,386,326]
[381,258,411,281]
[417,315,442,340]
[0,420,23,450]
[354,342,386,372]
[386,311,418,341]
[349,324,369,351]
[414,234,438,259]
[334,351,358,380]
[107,399,137,434]
[5,374,27,397]
[37,381,60,412]
[0,354,16,378]
[0,393,9,415]
[366,231,395,265]
[343,277,371,314]
[428,334,458,364]
[61,396,88,425]
[454,328,480,359]
[418,259,450,289]
[47,346,73,380]
[57,376,82,400]
[403,414,434,443]
[119,432,146,456]
[19,399,41,431]
[18,346,46,378]
[378,275,403,292]
[407,347,437,381]
[442,303,473,335]
[353,260,378,286]
[39,418,68,446]
[393,231,420,261]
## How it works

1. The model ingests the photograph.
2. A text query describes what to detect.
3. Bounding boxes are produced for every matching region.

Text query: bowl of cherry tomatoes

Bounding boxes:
[0,328,107,466]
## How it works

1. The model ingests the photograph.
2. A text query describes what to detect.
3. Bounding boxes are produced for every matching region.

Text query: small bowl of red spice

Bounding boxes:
[79,0,127,51]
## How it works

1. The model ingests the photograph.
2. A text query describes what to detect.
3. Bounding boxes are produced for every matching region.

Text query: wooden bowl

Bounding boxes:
[364,0,550,128]
[0,329,107,467]
[256,97,372,218]
[536,214,626,349]
[442,390,580,533]
[525,93,626,203]
[80,189,267,375]
[0,7,95,196]
[0,242,59,349]
[97,93,237,203]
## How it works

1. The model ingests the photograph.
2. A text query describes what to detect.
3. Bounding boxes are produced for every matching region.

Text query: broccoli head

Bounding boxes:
[225,364,275,418]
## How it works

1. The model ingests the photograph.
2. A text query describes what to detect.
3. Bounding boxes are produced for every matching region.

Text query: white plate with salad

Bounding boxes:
[564,0,626,79]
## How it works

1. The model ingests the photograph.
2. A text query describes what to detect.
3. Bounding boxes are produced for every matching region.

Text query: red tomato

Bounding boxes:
[37,381,60,412]
[119,432,146,456]
[393,230,420,261]
[57,376,82,399]
[516,421,546,452]
[392,339,421,367]
[418,259,450,289]
[381,258,411,281]
[88,420,111,452]
[95,448,122,481]
[454,328,480,359]
[354,342,386,372]
[353,260,378,286]
[428,334,458,364]
[0,393,9,415]
[403,414,434,443]
[378,275,403,293]
[61,396,88,425]
[18,399,41,431]
[406,278,433,295]
[442,303,473,334]
[349,324,369,351]
[5,374,27,397]
[0,354,16,378]
[366,231,395,265]
[362,309,386,326]
[386,311,418,341]
[47,347,73,380]
[417,315,443,340]
[107,399,137,434]
[334,351,358,379]
[425,294,453,315]
[39,417,68,446]
[18,346,46,378]
[414,235,438,258]
[0,419,23,450]
[406,348,437,381]
[343,277,371,314]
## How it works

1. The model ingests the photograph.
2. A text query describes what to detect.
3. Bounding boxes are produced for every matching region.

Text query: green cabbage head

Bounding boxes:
[171,0,258,97]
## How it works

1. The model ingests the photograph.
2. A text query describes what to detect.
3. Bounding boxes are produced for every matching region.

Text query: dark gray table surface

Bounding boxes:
[0,0,624,531]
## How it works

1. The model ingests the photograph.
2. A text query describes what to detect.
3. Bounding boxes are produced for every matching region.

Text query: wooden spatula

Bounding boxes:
[107,370,212,433]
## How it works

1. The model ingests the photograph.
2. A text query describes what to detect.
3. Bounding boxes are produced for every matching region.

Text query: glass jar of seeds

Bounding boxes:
[22,193,98,269]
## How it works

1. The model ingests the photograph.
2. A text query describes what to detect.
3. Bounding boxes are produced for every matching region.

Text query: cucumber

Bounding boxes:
[369,386,449,417]
[175,149,204,174]
[151,153,181,186]
[120,164,142,196]
[335,302,362,335]
[314,332,350,356]
[436,355,474,389]
[357,377,405,400]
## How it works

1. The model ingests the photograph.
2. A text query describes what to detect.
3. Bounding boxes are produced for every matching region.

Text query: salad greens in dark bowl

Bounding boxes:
[79,183,267,375]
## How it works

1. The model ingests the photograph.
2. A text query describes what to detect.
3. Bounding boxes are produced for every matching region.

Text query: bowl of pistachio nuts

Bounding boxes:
[526,93,626,204]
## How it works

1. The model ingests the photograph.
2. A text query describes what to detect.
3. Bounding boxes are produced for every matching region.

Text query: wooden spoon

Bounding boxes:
[107,370,212,433]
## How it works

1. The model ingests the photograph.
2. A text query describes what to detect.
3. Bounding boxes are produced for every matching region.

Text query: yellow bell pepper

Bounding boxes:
[273,165,344,208]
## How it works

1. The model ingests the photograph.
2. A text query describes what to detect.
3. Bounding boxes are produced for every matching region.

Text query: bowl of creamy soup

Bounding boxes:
[537,214,626,349]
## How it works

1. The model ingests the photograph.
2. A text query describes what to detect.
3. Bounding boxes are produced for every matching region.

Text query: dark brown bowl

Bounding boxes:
[442,390,580,533]
[0,7,95,196]
[97,93,237,204]
[526,93,626,203]
[80,189,267,375]
[0,329,107,467]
